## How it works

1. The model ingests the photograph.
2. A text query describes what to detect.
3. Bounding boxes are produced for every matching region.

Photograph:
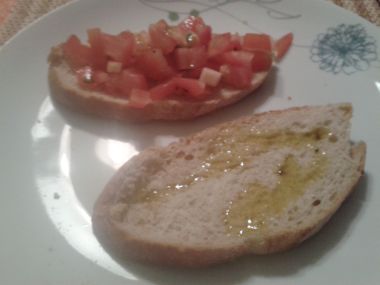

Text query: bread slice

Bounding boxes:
[48,46,268,122]
[92,103,366,267]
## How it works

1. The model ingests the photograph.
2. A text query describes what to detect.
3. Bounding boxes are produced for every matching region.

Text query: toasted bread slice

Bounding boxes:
[92,103,366,267]
[48,46,268,122]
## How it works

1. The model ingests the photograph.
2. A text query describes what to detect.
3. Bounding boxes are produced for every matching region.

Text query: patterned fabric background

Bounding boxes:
[0,0,379,46]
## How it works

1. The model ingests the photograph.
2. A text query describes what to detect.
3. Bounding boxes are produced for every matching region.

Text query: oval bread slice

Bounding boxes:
[92,103,366,267]
[48,46,268,122]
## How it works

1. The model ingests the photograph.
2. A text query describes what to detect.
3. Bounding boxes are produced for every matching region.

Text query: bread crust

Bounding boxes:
[48,46,269,122]
[92,104,366,267]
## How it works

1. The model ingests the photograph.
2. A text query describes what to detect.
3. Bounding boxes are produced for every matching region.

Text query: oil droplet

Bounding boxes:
[224,154,327,237]
[128,127,332,206]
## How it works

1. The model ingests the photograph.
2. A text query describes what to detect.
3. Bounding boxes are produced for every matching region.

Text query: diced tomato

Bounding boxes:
[178,16,211,46]
[251,51,273,72]
[103,70,147,96]
[69,17,291,100]
[149,20,177,54]
[174,46,207,70]
[178,16,203,32]
[136,49,174,81]
[129,89,152,108]
[274,32,293,61]
[173,77,206,98]
[150,80,176,100]
[230,34,242,50]
[194,23,211,46]
[167,26,188,47]
[118,70,148,96]
[182,67,203,79]
[242,33,272,52]
[208,33,234,58]
[94,71,109,84]
[102,31,135,65]
[221,51,254,68]
[62,35,92,69]
[134,31,151,54]
[87,28,107,70]
[220,64,252,89]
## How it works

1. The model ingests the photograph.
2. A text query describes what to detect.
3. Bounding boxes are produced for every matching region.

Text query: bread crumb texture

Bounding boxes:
[93,103,366,266]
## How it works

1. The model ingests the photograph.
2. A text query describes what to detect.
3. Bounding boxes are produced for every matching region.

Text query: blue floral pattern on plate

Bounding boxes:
[311,24,378,75]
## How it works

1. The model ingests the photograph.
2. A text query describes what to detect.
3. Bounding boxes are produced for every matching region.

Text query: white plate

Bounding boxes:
[1,0,379,284]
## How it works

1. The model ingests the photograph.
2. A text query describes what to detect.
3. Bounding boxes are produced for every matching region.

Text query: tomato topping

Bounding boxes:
[118,70,148,96]
[173,78,206,98]
[221,51,254,68]
[230,34,242,50]
[175,46,207,70]
[242,33,272,52]
[62,35,92,69]
[149,20,177,54]
[87,28,107,70]
[134,31,151,53]
[103,70,147,97]
[102,31,135,65]
[136,49,174,81]
[208,33,234,57]
[251,51,273,72]
[150,80,176,100]
[220,64,253,89]
[274,32,293,61]
[178,16,211,46]
[64,16,291,101]
[129,89,152,108]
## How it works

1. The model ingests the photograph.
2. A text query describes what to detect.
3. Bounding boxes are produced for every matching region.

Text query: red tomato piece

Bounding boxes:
[103,70,147,96]
[208,33,234,58]
[87,28,107,70]
[167,26,188,47]
[178,16,203,32]
[150,80,176,100]
[178,16,211,46]
[173,77,206,98]
[220,64,253,89]
[149,19,177,54]
[174,46,207,70]
[118,70,148,96]
[251,50,273,72]
[102,31,135,65]
[94,71,109,84]
[194,23,211,46]
[182,67,203,79]
[274,32,293,61]
[129,89,152,108]
[62,35,92,69]
[136,49,174,81]
[242,33,272,52]
[133,31,151,54]
[230,34,242,50]
[222,51,254,68]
